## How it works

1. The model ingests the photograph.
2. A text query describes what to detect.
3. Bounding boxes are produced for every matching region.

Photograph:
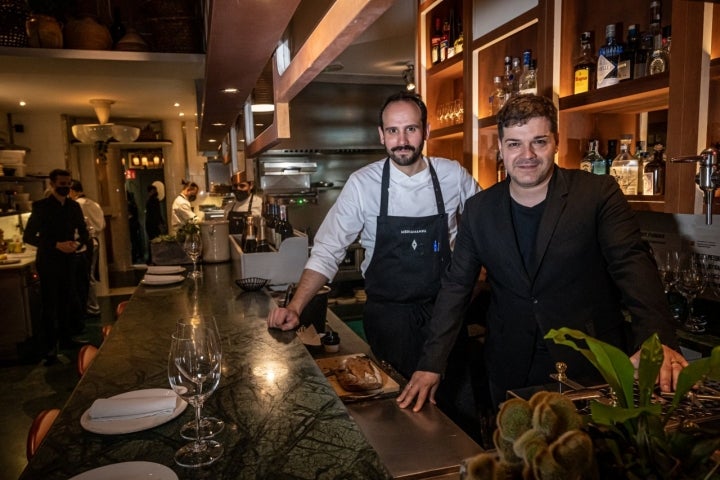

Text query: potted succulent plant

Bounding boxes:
[462,328,720,479]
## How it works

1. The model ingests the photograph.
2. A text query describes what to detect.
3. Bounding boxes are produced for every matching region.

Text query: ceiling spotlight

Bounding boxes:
[402,64,416,92]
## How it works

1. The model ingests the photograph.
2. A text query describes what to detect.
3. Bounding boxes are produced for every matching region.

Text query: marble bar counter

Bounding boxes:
[20,262,391,479]
[20,261,482,479]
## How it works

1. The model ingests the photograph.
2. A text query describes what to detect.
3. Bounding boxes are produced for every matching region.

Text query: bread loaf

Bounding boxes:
[334,356,383,392]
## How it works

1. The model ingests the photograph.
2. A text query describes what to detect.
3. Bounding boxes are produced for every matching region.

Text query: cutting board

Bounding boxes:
[316,354,400,402]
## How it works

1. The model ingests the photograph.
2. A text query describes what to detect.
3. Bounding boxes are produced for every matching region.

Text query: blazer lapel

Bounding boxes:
[529,168,568,280]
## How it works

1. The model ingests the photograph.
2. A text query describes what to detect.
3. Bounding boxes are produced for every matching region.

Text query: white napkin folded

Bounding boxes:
[89,395,177,421]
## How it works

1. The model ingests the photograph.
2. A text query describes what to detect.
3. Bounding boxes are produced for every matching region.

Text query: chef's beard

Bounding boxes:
[388,141,424,166]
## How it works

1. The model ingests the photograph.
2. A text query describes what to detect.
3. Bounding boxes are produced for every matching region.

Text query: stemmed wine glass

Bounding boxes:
[168,322,223,467]
[183,231,203,279]
[177,314,225,441]
[675,253,707,334]
[654,249,679,294]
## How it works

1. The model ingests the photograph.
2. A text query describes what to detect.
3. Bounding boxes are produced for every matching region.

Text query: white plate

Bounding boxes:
[140,274,185,286]
[146,265,185,275]
[69,461,178,480]
[81,389,187,435]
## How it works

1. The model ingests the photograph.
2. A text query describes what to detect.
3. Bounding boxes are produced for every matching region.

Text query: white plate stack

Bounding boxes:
[0,150,27,177]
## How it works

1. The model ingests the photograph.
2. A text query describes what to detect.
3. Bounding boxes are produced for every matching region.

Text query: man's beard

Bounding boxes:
[387,142,424,166]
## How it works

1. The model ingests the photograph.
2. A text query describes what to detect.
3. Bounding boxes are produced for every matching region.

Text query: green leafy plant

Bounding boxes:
[545,328,720,479]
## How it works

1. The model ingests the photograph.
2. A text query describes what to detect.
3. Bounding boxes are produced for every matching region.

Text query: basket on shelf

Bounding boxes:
[0,0,29,47]
[235,277,269,292]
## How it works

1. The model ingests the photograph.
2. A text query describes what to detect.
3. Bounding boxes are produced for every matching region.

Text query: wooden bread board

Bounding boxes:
[315,354,400,402]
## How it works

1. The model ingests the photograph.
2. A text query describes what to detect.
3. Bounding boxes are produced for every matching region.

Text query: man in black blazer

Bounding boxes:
[398,94,687,410]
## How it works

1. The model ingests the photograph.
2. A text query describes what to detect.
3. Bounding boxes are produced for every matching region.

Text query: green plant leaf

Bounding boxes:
[590,401,662,426]
[672,346,720,409]
[637,334,663,407]
[545,328,635,407]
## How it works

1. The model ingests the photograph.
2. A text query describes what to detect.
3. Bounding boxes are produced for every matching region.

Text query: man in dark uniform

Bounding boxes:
[24,169,90,364]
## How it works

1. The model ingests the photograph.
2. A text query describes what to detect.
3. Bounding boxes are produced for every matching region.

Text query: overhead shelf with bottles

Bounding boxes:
[420,0,466,159]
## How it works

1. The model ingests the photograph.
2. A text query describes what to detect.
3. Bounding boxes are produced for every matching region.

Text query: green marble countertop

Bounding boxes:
[20,262,391,479]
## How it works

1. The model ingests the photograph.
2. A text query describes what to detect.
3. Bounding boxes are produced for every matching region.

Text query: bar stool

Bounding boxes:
[115,300,129,318]
[26,409,60,460]
[77,344,99,376]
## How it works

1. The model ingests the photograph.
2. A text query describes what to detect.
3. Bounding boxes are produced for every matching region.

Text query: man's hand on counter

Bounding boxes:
[396,371,441,412]
[267,307,301,331]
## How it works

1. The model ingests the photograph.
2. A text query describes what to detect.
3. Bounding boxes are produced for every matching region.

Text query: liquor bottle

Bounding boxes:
[511,57,522,94]
[581,140,604,173]
[606,139,618,169]
[491,75,505,115]
[590,140,609,175]
[518,50,537,95]
[609,136,640,194]
[242,216,257,253]
[648,25,670,75]
[453,15,463,56]
[643,143,666,195]
[597,24,623,88]
[580,140,595,172]
[617,25,639,81]
[440,19,451,62]
[502,56,515,99]
[496,150,506,182]
[573,32,596,94]
[431,17,442,64]
[274,204,294,246]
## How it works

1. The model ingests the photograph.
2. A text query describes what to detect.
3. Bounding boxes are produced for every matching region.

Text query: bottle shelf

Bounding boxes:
[559,71,669,114]
[626,195,665,212]
[426,54,463,80]
[429,123,463,140]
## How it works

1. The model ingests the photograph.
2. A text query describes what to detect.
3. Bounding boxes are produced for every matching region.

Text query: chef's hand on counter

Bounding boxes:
[396,371,441,412]
[630,344,689,393]
[267,307,301,331]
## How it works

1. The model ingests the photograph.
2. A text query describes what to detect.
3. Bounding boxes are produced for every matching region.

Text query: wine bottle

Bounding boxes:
[643,143,666,195]
[275,204,294,246]
[431,17,443,64]
[256,216,272,252]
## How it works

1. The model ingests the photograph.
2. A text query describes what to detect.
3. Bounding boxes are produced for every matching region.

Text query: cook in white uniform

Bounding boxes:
[224,181,263,234]
[268,91,481,431]
[170,180,199,234]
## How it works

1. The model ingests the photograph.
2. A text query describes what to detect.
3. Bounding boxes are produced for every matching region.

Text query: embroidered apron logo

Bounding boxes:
[411,239,418,250]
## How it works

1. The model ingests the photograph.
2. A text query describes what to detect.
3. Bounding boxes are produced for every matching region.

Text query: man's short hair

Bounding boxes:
[378,91,428,131]
[49,168,71,182]
[496,94,558,140]
[70,180,83,192]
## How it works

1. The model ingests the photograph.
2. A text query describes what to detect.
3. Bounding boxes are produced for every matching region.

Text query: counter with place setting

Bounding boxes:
[20,261,481,479]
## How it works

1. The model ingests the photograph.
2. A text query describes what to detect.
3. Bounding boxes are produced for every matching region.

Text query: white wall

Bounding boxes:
[11,112,67,176]
[473,0,538,40]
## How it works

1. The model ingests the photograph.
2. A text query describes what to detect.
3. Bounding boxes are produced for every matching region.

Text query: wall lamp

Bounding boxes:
[402,64,415,91]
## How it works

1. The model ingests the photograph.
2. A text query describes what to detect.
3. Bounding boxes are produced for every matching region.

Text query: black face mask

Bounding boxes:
[55,186,70,197]
[234,190,250,202]
[187,195,197,202]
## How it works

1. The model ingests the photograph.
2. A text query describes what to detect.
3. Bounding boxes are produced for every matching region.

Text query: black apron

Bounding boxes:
[227,193,254,235]
[363,158,450,378]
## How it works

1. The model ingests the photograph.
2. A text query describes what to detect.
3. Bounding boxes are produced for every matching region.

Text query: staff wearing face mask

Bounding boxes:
[224,181,263,235]
[170,180,199,234]
[23,168,90,365]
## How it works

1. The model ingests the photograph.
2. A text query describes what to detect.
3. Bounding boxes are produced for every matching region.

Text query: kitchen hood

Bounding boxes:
[261,82,405,155]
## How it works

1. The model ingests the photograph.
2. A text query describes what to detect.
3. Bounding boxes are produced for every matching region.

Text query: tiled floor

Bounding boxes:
[2,268,144,480]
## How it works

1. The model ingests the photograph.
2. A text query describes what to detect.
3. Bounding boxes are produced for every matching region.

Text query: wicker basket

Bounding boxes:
[0,0,29,47]
[143,16,203,53]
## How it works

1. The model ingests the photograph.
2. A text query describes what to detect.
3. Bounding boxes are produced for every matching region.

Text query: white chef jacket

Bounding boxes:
[75,196,105,237]
[306,156,481,280]
[171,194,196,234]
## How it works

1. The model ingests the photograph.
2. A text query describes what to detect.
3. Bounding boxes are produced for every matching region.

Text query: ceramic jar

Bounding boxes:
[26,14,63,48]
[64,16,112,50]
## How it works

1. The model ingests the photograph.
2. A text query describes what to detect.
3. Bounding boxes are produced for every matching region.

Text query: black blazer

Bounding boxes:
[419,167,677,392]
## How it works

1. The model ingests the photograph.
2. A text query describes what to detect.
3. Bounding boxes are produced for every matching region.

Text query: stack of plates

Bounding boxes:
[140,266,186,286]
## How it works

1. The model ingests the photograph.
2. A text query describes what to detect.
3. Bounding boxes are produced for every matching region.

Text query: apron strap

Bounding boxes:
[379,157,445,216]
[246,193,254,214]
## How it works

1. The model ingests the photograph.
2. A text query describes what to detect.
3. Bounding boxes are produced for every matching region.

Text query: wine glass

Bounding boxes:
[177,315,225,441]
[675,253,706,334]
[183,231,203,279]
[654,249,679,294]
[168,323,223,467]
